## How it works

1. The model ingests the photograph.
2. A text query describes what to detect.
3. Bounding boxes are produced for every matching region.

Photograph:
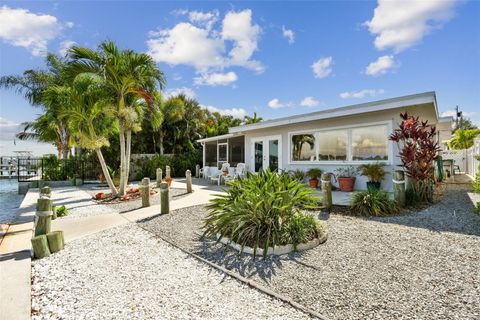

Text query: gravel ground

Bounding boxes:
[50,187,117,220]
[82,184,189,213]
[140,183,480,320]
[31,223,312,320]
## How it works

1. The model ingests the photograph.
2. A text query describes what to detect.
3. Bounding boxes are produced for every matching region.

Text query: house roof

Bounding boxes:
[197,132,244,143]
[229,91,440,134]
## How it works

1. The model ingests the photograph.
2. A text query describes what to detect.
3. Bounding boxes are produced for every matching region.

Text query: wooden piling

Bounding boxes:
[393,170,406,207]
[46,231,64,253]
[321,172,332,211]
[195,164,200,178]
[31,235,51,259]
[156,168,163,187]
[186,170,193,193]
[160,182,169,214]
[141,177,151,207]
[35,198,52,236]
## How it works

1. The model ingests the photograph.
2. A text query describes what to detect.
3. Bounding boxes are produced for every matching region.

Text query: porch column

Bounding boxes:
[202,142,205,168]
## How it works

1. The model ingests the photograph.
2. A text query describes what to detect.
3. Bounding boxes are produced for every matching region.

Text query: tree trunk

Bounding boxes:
[118,120,127,196]
[123,129,132,193]
[95,148,117,196]
[159,132,164,155]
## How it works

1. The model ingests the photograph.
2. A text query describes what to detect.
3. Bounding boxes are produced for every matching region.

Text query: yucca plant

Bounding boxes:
[350,189,399,216]
[204,168,324,257]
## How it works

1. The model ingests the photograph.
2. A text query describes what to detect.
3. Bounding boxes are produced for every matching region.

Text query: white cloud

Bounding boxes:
[147,22,225,71]
[282,25,295,44]
[311,57,333,79]
[300,97,320,107]
[188,10,219,30]
[0,117,21,140]
[204,105,247,119]
[340,89,385,99]
[194,71,238,86]
[163,87,196,99]
[268,98,284,109]
[147,9,263,75]
[0,6,70,56]
[59,39,76,56]
[365,0,458,53]
[365,55,397,76]
[221,9,263,73]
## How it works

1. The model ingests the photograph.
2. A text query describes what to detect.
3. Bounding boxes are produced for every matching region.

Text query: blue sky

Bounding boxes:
[1,0,479,147]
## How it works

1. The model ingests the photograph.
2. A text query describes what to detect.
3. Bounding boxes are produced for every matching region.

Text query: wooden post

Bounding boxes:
[46,231,64,253]
[31,235,51,259]
[141,177,150,207]
[186,170,192,193]
[35,198,52,236]
[51,205,57,220]
[165,166,171,179]
[160,182,169,214]
[195,164,200,178]
[156,168,163,187]
[40,186,51,198]
[321,172,333,211]
[393,170,406,207]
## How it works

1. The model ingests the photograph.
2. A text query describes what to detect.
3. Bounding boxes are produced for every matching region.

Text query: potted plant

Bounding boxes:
[164,176,172,187]
[289,169,306,182]
[306,168,322,188]
[359,162,386,190]
[334,166,358,192]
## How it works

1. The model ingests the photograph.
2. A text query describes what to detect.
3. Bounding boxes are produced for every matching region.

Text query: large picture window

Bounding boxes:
[318,130,347,161]
[351,125,388,160]
[290,123,390,163]
[291,134,316,161]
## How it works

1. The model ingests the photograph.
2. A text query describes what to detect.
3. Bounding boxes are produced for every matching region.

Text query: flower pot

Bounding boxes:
[366,181,381,191]
[309,178,319,188]
[164,177,172,187]
[338,177,356,192]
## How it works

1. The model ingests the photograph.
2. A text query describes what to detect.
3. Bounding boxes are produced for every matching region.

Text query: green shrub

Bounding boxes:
[56,205,68,217]
[475,202,480,215]
[306,168,322,179]
[204,168,325,257]
[134,149,201,180]
[289,169,305,182]
[350,189,399,216]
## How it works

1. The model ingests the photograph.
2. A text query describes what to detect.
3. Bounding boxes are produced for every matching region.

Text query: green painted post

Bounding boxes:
[160,182,169,214]
[46,231,64,253]
[40,186,51,198]
[321,172,333,211]
[31,235,51,259]
[141,177,150,207]
[186,170,192,193]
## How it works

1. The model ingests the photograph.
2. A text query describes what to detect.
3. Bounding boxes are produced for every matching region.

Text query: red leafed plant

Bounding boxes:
[389,112,441,203]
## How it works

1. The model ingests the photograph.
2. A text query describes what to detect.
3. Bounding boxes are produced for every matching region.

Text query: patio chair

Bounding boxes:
[223,166,236,184]
[209,167,222,185]
[199,166,209,179]
[235,163,246,179]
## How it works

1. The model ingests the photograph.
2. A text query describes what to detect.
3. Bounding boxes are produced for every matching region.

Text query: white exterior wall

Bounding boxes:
[242,104,440,191]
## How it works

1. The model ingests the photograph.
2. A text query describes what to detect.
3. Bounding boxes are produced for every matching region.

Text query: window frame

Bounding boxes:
[288,120,393,165]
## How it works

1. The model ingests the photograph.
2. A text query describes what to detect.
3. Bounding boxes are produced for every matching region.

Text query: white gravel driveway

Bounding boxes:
[32,223,312,320]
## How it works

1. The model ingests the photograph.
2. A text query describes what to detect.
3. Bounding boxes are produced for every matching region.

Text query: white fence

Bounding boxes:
[442,138,480,177]
[466,139,480,178]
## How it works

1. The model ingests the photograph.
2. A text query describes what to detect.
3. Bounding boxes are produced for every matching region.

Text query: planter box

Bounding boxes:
[217,232,328,256]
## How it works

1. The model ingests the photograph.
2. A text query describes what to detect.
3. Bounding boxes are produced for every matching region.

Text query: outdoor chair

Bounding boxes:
[235,163,246,179]
[223,166,236,184]
[209,167,222,185]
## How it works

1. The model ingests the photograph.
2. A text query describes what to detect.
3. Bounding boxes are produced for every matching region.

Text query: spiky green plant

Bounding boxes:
[204,168,324,257]
[351,189,399,216]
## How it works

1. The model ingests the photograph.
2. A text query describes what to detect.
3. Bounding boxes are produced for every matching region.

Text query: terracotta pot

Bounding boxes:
[309,178,319,188]
[223,171,228,176]
[164,177,172,187]
[338,177,356,192]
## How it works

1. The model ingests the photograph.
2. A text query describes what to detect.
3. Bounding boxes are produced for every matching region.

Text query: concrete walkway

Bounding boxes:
[0,179,221,320]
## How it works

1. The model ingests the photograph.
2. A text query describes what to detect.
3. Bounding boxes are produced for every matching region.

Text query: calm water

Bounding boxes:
[0,179,24,224]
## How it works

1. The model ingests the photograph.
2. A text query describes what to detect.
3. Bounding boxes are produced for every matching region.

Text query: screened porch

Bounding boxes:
[200,134,245,169]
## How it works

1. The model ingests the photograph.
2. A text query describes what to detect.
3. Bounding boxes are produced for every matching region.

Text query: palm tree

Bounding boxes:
[67,41,165,195]
[46,73,119,195]
[448,129,480,149]
[0,54,73,159]
[292,134,315,160]
[245,112,263,124]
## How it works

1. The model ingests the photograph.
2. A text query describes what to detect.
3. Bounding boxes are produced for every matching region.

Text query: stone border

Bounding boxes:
[217,232,328,256]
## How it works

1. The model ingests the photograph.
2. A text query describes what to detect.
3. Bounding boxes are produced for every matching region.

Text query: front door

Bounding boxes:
[251,135,282,173]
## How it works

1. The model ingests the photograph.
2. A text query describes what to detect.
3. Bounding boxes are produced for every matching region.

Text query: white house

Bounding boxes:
[198,92,453,191]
